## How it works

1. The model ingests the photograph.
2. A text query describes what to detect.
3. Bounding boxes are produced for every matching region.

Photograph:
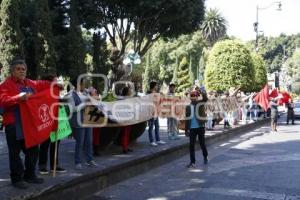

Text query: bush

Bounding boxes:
[204,40,255,92]
[251,53,267,91]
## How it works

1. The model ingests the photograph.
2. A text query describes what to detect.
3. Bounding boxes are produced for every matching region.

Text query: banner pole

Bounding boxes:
[53,131,58,177]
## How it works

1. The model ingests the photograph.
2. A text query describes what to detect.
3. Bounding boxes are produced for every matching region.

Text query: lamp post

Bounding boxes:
[254,1,282,52]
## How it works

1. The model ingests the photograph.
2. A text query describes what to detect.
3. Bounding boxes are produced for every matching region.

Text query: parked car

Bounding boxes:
[294,102,300,118]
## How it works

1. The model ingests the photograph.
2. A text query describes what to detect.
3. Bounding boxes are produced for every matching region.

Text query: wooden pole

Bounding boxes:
[53,131,58,177]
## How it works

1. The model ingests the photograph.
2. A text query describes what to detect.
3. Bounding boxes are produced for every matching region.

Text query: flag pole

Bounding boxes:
[53,130,58,177]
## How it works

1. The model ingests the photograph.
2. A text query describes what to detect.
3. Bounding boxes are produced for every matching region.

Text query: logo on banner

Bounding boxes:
[39,104,50,123]
[37,104,53,131]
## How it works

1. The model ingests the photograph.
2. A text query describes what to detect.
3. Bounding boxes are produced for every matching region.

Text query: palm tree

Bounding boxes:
[201,8,227,46]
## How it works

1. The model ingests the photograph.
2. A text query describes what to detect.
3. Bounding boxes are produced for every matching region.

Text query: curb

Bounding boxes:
[18,119,270,200]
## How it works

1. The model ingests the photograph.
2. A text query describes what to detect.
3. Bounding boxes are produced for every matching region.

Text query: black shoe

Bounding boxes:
[12,181,29,189]
[122,149,128,154]
[39,168,49,175]
[204,157,208,165]
[24,177,44,184]
[186,163,196,168]
[51,166,67,173]
[127,148,133,152]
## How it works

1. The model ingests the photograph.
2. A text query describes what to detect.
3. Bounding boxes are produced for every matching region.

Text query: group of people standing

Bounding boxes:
[1,59,296,190]
[0,60,103,189]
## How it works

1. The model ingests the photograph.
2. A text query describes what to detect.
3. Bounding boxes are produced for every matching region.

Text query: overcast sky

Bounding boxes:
[206,0,300,41]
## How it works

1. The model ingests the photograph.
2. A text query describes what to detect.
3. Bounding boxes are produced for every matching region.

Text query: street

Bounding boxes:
[89,117,300,200]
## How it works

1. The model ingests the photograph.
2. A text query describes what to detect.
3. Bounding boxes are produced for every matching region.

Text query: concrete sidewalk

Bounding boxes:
[0,118,269,200]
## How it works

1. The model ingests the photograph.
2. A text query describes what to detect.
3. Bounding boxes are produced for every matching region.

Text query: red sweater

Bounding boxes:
[0,77,51,126]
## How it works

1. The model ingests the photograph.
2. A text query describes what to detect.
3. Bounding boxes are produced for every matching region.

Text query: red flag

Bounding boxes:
[279,91,291,104]
[254,85,269,111]
[19,88,59,148]
[269,89,279,98]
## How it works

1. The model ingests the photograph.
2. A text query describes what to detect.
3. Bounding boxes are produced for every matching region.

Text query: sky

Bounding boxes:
[206,0,300,41]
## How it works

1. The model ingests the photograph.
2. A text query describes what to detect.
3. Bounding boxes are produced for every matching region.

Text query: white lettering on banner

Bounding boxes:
[37,120,53,131]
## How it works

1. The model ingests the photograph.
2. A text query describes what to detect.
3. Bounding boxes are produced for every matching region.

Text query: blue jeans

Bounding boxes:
[73,127,93,164]
[148,118,160,143]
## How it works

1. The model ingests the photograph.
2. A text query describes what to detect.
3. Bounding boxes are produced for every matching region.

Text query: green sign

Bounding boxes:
[50,106,72,142]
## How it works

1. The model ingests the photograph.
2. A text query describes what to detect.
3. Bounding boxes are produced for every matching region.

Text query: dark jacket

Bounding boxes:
[185,93,208,133]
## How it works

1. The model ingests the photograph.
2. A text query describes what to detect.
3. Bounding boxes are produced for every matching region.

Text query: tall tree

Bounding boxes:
[48,0,69,75]
[177,57,192,93]
[142,53,151,93]
[19,0,35,78]
[65,0,86,79]
[33,0,57,77]
[0,0,24,79]
[93,32,109,75]
[201,8,227,46]
[171,56,179,85]
[78,0,205,81]
[189,55,195,85]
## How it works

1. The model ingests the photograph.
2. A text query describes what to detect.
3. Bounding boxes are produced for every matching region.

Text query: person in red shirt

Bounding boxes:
[0,60,52,189]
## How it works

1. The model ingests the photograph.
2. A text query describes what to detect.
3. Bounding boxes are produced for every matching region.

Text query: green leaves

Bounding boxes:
[251,53,267,92]
[177,56,193,93]
[201,8,227,47]
[0,0,24,79]
[204,40,255,92]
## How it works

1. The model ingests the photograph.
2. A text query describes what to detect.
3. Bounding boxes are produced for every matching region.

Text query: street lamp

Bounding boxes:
[254,1,282,51]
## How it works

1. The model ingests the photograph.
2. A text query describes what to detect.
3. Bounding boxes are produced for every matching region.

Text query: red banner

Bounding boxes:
[254,85,269,111]
[20,88,59,148]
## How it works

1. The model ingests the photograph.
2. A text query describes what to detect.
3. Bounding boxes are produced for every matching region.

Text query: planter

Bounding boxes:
[114,121,147,145]
[98,127,121,148]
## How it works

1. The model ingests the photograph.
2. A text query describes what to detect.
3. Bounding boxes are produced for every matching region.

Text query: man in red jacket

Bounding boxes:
[0,60,52,189]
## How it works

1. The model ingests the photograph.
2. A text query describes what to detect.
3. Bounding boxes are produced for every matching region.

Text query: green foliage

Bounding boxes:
[49,0,69,76]
[188,55,195,85]
[139,31,205,88]
[65,0,86,79]
[286,48,300,94]
[247,33,300,73]
[102,91,116,102]
[251,53,267,92]
[142,53,151,93]
[201,8,227,46]
[205,40,255,92]
[0,0,24,79]
[171,56,179,85]
[33,0,57,77]
[78,0,205,60]
[92,32,109,75]
[177,57,193,93]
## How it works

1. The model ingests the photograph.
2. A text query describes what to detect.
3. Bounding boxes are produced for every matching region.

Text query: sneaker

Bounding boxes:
[24,177,44,184]
[75,163,82,170]
[86,160,98,167]
[150,142,158,146]
[157,140,166,145]
[186,163,196,168]
[51,166,67,173]
[39,168,49,175]
[12,181,29,189]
